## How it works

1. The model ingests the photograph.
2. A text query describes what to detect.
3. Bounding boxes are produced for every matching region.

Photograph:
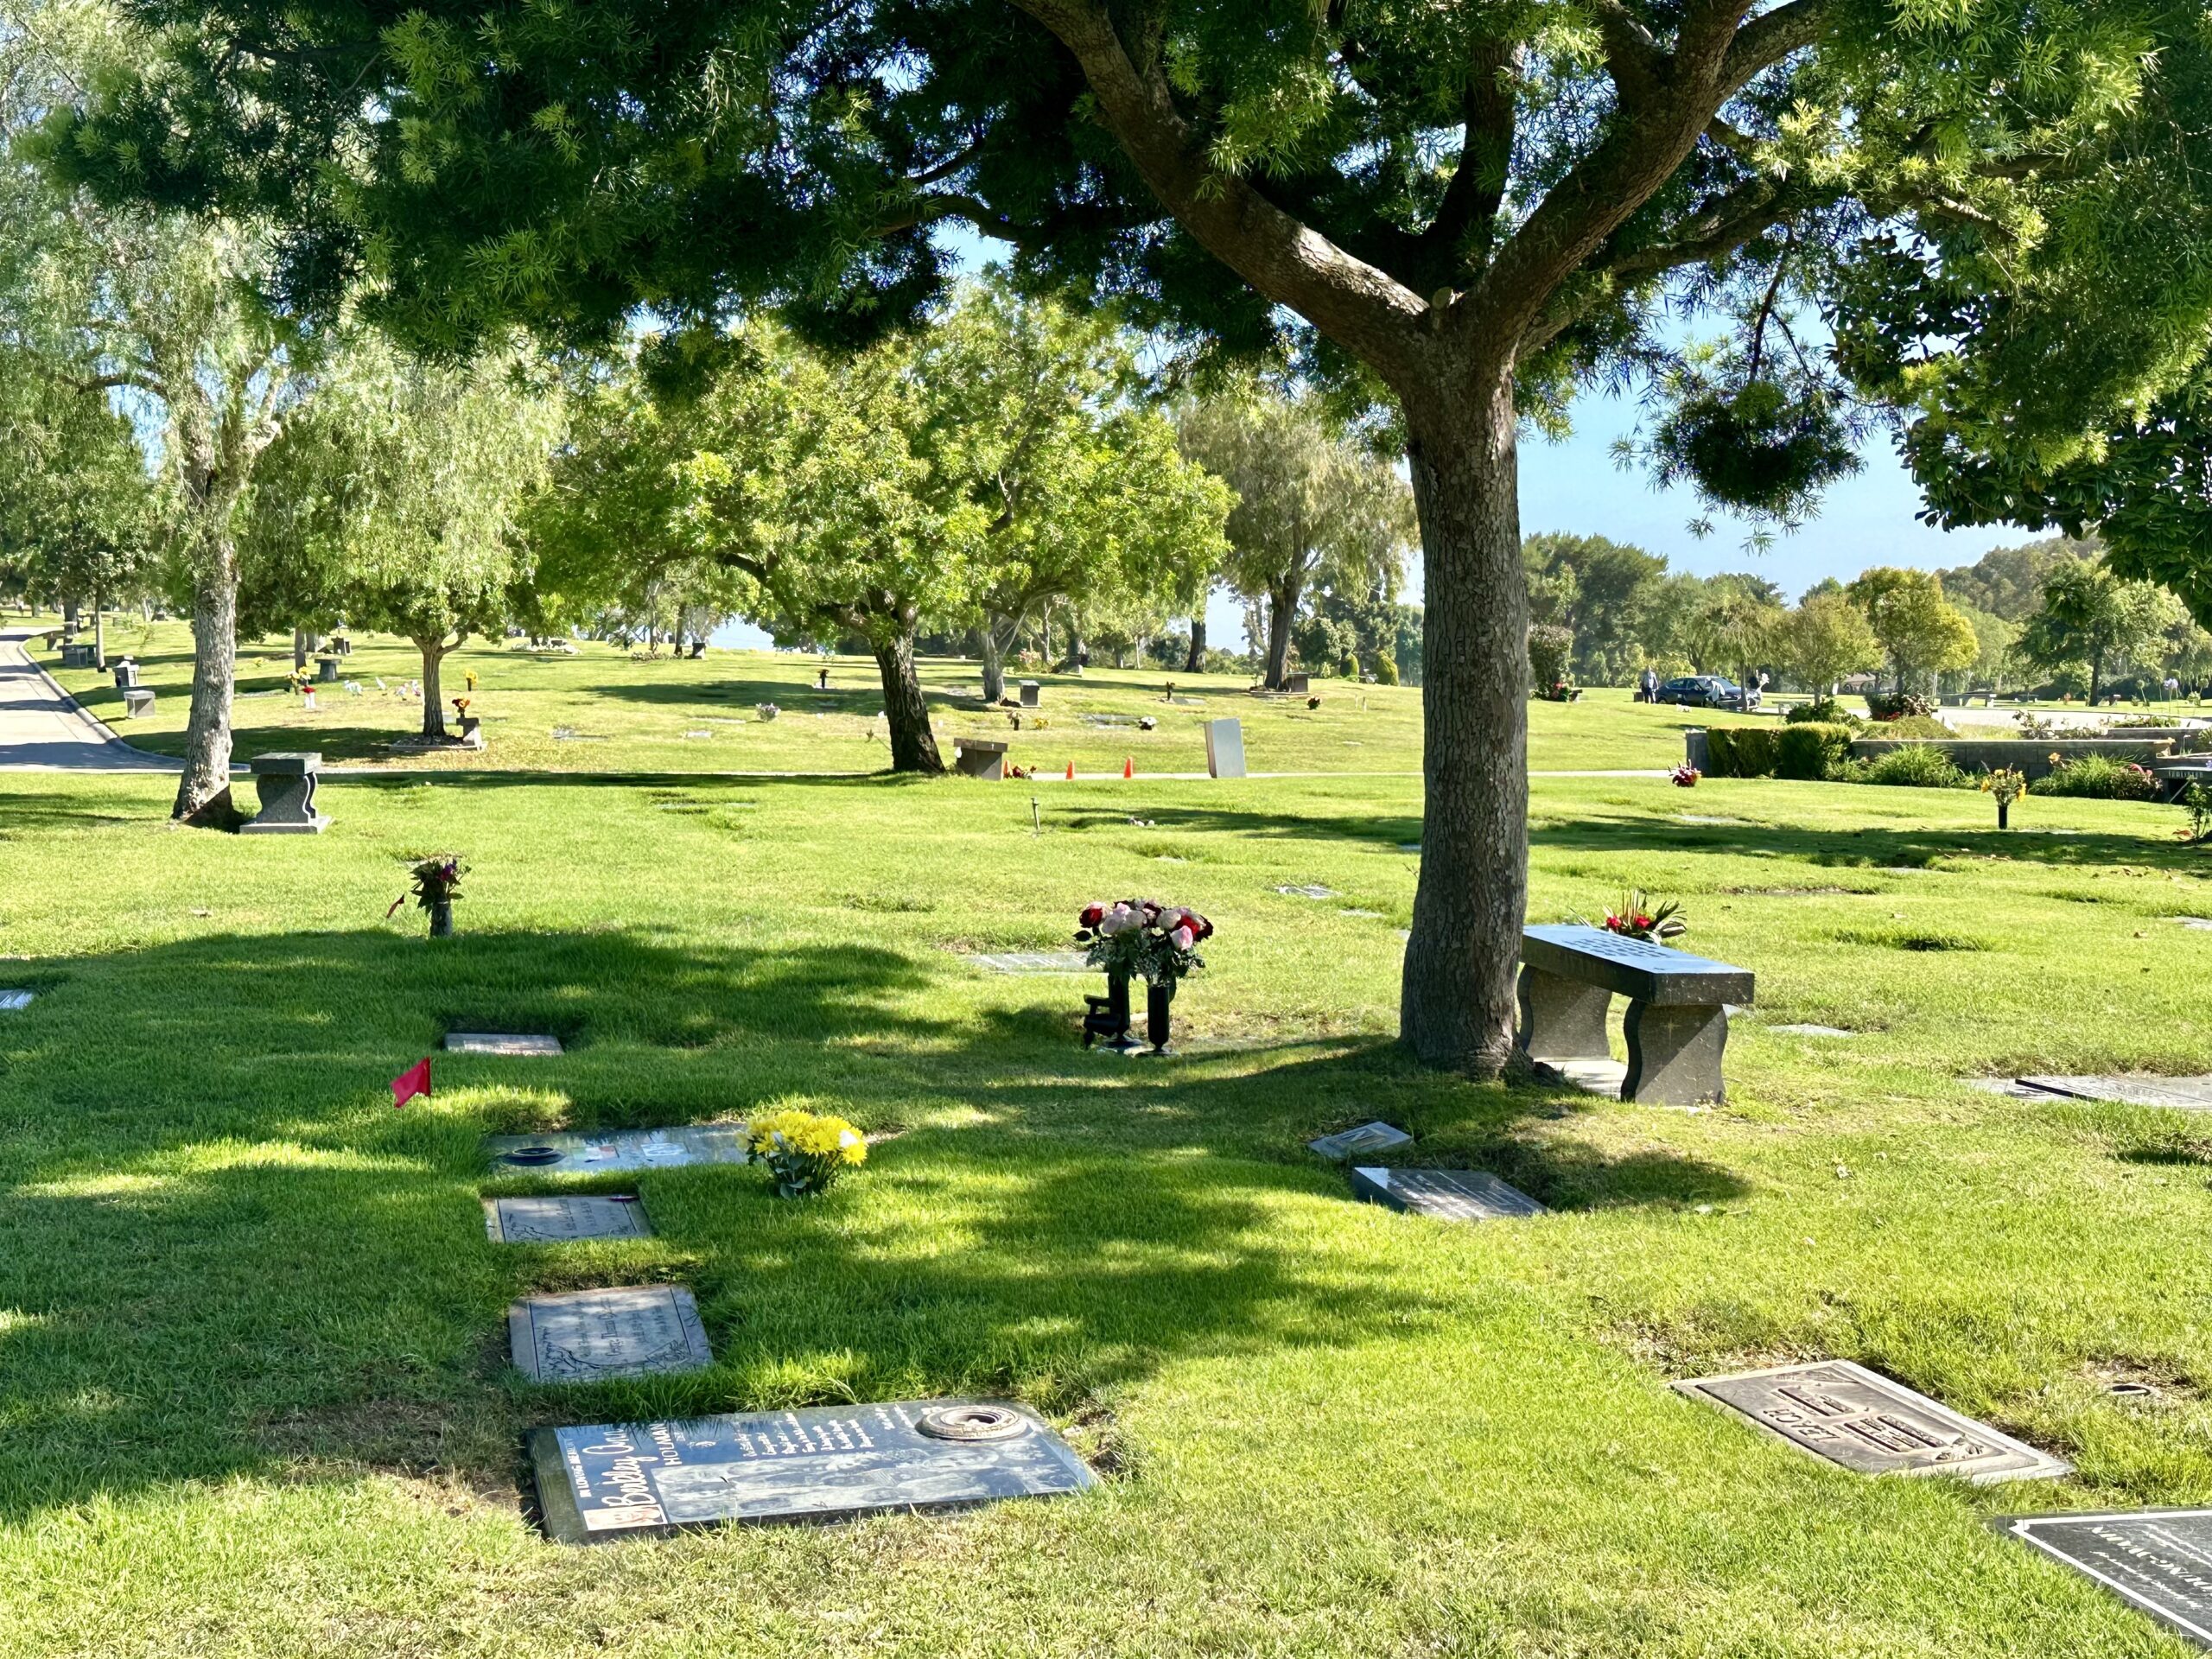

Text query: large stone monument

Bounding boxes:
[239,752,329,835]
[1205,717,1246,779]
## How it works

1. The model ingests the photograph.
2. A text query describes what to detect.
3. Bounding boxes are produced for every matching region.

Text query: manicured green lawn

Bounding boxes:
[37,618,1757,775]
[2,741,2209,1656]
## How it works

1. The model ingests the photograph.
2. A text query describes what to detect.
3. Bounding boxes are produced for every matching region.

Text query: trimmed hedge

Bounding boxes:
[1704,726,1774,778]
[1707,721,1853,780]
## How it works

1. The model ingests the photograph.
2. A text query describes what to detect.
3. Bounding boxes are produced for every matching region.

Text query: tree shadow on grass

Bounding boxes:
[0,925,1742,1518]
[1530,815,2189,872]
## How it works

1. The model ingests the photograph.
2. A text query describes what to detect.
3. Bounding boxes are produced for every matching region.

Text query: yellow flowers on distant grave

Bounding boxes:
[749,1109,867,1197]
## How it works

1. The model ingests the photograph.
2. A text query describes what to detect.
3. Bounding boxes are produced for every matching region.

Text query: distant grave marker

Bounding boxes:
[1339,908,1384,919]
[509,1285,713,1383]
[1204,717,1246,779]
[1307,1122,1412,1160]
[2174,918,2212,931]
[530,1398,1094,1542]
[967,951,1093,975]
[1275,884,1337,899]
[446,1032,564,1056]
[2015,1075,2212,1110]
[484,1195,652,1243]
[0,991,31,1012]
[1768,1023,1854,1038]
[1675,1360,2069,1482]
[1999,1509,2212,1649]
[483,1125,751,1173]
[1351,1166,1544,1222]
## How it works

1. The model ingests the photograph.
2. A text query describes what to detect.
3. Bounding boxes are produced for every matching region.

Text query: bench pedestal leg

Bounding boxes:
[1516,965,1611,1063]
[1622,1001,1729,1104]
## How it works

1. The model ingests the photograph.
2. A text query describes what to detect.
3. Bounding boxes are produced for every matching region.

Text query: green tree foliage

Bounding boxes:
[1774,592,1880,697]
[1933,537,2094,624]
[918,282,1230,702]
[1522,533,1667,685]
[1178,383,1414,692]
[1685,577,1783,687]
[63,0,2212,1069]
[2016,558,2184,702]
[238,341,563,734]
[1844,569,1980,694]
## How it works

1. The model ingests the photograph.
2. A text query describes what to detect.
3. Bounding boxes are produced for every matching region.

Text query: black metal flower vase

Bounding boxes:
[1997,802,2010,830]
[1083,969,1142,1053]
[1142,981,1174,1056]
[429,899,454,938]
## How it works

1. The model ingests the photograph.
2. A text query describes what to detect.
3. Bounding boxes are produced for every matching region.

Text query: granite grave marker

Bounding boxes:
[1351,1166,1545,1221]
[485,1195,653,1243]
[510,1285,714,1382]
[0,991,31,1012]
[529,1398,1095,1542]
[968,951,1094,975]
[1675,1359,2069,1483]
[1307,1122,1414,1160]
[446,1032,564,1056]
[484,1125,751,1173]
[1999,1509,2212,1648]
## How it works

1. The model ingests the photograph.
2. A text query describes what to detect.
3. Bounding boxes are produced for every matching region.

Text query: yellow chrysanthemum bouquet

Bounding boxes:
[749,1109,867,1198]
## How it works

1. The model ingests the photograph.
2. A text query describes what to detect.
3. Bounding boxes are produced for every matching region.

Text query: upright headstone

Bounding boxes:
[529,1398,1095,1542]
[1675,1360,2069,1482]
[1020,680,1041,708]
[239,752,329,835]
[509,1285,714,1382]
[1205,717,1246,779]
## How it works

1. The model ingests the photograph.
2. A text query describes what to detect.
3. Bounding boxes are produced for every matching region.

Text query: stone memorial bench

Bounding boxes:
[1516,923,1754,1105]
[953,735,1010,780]
[240,750,329,835]
[122,688,155,719]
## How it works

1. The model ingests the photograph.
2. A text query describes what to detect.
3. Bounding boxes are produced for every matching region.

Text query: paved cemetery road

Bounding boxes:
[0,629,175,773]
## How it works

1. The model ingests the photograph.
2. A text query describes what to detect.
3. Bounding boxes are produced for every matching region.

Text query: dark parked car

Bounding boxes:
[1655,675,1758,709]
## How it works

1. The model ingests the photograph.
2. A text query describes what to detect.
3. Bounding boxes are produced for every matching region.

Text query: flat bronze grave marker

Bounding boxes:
[530,1398,1094,1542]
[1351,1166,1545,1222]
[1999,1509,2212,1649]
[484,1195,652,1243]
[483,1125,751,1173]
[1307,1122,1413,1160]
[446,1032,563,1056]
[510,1285,713,1383]
[1675,1359,2069,1483]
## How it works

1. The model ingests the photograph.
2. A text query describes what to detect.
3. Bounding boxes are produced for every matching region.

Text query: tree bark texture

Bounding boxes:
[1263,578,1301,690]
[1184,614,1206,674]
[1397,368,1529,1077]
[172,550,239,824]
[92,595,105,671]
[979,621,1007,703]
[872,631,944,773]
[416,638,449,737]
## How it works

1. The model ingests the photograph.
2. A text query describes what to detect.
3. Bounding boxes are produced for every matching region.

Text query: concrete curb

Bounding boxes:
[8,638,180,771]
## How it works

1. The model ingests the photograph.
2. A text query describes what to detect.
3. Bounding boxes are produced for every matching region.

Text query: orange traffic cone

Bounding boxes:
[1065,760,1075,780]
[1122,756,1134,779]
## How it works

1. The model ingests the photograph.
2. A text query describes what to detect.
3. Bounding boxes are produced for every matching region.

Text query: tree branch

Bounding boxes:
[1719,0,1831,96]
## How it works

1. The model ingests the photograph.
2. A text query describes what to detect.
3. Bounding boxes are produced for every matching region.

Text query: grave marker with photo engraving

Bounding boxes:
[1675,1360,2069,1482]
[509,1285,713,1382]
[529,1398,1095,1542]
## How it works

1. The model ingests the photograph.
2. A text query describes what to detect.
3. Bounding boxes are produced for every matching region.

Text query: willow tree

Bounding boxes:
[61,0,2212,1068]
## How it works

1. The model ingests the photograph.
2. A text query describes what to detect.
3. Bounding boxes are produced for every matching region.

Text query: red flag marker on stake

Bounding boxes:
[391,1056,432,1109]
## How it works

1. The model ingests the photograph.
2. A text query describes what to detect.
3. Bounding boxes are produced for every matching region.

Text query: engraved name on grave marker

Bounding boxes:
[2000,1509,2212,1649]
[1307,1122,1414,1160]
[484,1125,752,1173]
[446,1032,564,1056]
[1675,1360,2069,1482]
[484,1195,652,1243]
[509,1286,714,1382]
[529,1398,1096,1542]
[1351,1166,1546,1221]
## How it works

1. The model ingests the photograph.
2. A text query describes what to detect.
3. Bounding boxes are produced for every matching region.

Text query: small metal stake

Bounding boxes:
[1031,796,1041,836]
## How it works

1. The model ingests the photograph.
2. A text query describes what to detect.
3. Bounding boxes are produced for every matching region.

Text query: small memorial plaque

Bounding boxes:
[2000,1509,2212,1648]
[1675,1360,2069,1483]
[510,1285,713,1382]
[2017,1075,2212,1110]
[968,951,1093,975]
[530,1397,1094,1542]
[0,991,31,1012]
[485,1195,652,1243]
[482,1125,751,1173]
[446,1032,563,1056]
[1350,1166,1545,1221]
[1308,1122,1413,1160]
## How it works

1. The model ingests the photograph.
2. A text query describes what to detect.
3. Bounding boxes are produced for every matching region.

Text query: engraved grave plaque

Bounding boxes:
[529,1397,1095,1542]
[1274,884,1337,899]
[0,991,31,1012]
[1675,1360,2069,1482]
[483,1125,751,1173]
[1350,1166,1545,1221]
[485,1195,652,1243]
[2000,1509,2212,1649]
[1307,1122,1414,1160]
[2018,1076,2212,1110]
[446,1032,563,1056]
[509,1285,713,1382]
[968,951,1094,975]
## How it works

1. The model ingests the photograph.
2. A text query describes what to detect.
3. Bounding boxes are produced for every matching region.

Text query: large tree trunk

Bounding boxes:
[416,637,450,738]
[1398,370,1528,1077]
[1263,576,1301,690]
[292,627,308,671]
[871,630,944,773]
[1184,613,1206,674]
[92,592,105,671]
[979,621,1007,703]
[173,550,239,824]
